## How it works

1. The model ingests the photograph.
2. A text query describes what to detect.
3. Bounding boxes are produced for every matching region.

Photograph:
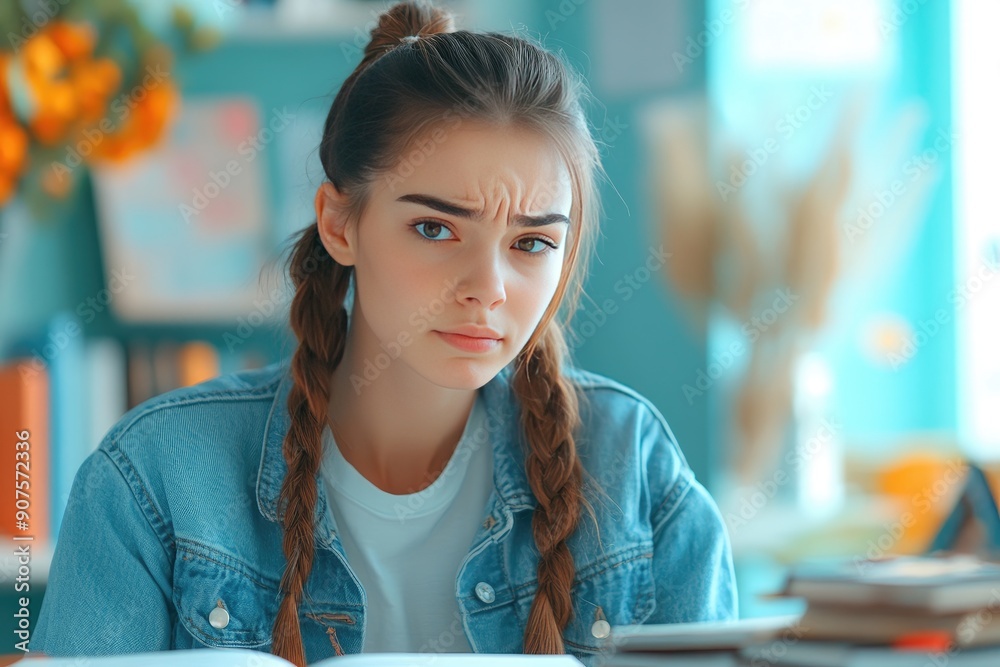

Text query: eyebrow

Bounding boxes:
[396,193,570,228]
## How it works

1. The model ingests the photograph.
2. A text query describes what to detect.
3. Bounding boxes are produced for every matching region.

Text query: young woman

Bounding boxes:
[29,2,737,665]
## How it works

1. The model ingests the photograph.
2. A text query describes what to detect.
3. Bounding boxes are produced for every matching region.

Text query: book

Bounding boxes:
[796,601,1000,647]
[737,640,1000,667]
[607,614,801,653]
[0,358,50,545]
[15,648,585,666]
[178,341,221,387]
[38,312,88,542]
[597,652,744,667]
[778,553,1000,613]
[599,615,802,667]
[83,337,128,455]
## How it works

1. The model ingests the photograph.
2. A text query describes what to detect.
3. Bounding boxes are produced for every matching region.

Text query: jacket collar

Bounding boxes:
[256,360,537,534]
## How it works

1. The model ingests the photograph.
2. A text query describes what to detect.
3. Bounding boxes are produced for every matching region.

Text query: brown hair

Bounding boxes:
[273,2,605,663]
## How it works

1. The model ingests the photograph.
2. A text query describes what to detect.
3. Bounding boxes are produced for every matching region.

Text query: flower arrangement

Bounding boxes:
[0,0,222,218]
[646,94,936,490]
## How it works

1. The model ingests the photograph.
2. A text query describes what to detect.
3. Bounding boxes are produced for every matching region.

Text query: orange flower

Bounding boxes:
[46,21,97,62]
[70,57,121,123]
[0,54,11,116]
[21,30,74,145]
[89,77,179,164]
[19,21,114,146]
[0,17,189,203]
[22,31,65,79]
[0,111,29,206]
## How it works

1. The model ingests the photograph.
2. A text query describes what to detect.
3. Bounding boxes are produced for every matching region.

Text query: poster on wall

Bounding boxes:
[90,97,271,322]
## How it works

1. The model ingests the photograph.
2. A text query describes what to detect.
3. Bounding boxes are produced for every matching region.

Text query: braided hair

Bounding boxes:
[272,2,604,663]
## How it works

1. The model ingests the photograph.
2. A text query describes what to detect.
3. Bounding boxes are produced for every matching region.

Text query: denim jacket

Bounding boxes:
[29,359,737,665]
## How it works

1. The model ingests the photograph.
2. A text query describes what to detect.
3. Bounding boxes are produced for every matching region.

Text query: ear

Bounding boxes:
[315,181,357,266]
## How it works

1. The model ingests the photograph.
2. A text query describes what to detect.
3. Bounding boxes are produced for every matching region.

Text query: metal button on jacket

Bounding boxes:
[474,582,496,604]
[591,619,611,639]
[209,605,230,629]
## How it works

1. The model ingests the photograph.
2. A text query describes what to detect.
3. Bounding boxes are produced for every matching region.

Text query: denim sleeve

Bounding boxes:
[641,406,739,624]
[29,447,173,655]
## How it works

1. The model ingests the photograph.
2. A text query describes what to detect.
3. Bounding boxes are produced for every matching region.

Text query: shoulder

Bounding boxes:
[88,361,288,515]
[561,365,695,530]
[563,364,686,467]
[101,361,284,452]
[564,364,674,430]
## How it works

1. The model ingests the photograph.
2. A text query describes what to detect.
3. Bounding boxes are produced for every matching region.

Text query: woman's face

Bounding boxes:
[331,120,573,390]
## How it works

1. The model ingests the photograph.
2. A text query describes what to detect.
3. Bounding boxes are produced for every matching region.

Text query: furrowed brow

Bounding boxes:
[397,193,569,227]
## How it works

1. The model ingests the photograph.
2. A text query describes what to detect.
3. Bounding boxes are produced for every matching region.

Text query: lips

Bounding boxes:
[434,330,502,353]
[437,325,502,339]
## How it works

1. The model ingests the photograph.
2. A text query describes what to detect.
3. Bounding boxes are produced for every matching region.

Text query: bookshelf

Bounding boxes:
[0,1,387,594]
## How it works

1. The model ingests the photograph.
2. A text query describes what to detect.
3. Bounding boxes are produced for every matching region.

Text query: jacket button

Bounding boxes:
[591,619,611,639]
[474,581,496,603]
[209,606,230,629]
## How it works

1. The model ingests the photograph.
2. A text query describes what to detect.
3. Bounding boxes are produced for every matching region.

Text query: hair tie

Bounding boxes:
[400,34,420,44]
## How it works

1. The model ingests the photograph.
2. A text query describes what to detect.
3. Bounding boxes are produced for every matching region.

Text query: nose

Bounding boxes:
[454,250,506,310]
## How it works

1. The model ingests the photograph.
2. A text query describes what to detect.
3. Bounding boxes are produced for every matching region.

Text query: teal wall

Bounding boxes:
[525,0,716,486]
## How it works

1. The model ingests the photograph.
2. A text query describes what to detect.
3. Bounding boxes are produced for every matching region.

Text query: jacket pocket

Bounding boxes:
[172,539,280,649]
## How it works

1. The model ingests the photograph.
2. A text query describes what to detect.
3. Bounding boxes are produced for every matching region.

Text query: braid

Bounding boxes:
[269,1,605,658]
[271,224,352,666]
[513,325,591,654]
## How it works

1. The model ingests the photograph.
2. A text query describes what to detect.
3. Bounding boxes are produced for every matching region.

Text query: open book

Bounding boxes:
[17,648,585,667]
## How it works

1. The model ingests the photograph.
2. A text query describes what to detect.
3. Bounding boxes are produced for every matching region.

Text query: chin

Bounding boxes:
[419,357,505,391]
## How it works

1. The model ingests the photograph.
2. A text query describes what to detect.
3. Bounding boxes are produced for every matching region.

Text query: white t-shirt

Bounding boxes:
[319,394,493,653]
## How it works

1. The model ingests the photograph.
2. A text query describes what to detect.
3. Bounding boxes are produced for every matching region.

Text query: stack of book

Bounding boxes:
[600,614,799,666]
[767,552,1000,665]
[601,554,1000,666]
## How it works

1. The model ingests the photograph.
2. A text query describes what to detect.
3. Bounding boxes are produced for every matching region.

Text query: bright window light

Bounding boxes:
[954,0,1000,459]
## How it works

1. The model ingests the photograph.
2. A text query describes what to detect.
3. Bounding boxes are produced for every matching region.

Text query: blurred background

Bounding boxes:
[1,0,997,654]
